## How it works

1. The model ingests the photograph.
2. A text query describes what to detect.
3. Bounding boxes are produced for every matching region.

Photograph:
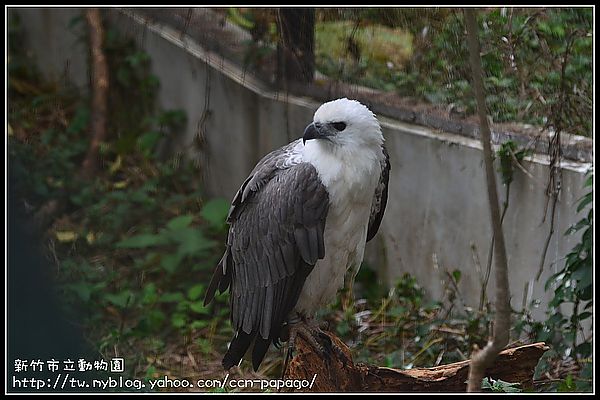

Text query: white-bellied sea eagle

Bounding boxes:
[204,98,390,371]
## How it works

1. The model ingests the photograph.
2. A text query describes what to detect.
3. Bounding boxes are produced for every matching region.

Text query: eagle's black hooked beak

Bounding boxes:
[303,123,326,145]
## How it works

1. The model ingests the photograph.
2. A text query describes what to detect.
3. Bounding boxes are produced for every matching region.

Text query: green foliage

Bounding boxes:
[201,199,231,232]
[481,377,522,393]
[315,20,413,92]
[225,8,278,71]
[315,9,591,136]
[496,140,532,185]
[408,8,591,135]
[227,8,591,135]
[545,169,592,353]
[103,27,186,159]
[516,169,593,392]
[326,271,492,370]
[228,8,256,30]
[9,17,232,380]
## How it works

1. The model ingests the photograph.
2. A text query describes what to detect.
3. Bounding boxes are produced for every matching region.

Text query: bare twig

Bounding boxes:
[444,269,469,313]
[464,9,512,392]
[536,193,558,281]
[480,184,510,312]
[81,8,109,178]
[537,33,576,281]
[508,147,538,183]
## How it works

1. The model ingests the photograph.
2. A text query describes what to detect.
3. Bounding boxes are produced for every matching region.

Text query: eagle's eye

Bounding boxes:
[331,122,346,131]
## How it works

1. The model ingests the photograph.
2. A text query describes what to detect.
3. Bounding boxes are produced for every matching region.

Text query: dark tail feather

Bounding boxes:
[222,331,254,370]
[252,336,271,372]
[204,253,227,306]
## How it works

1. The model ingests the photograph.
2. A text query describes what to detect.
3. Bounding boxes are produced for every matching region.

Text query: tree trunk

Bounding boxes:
[81,8,109,178]
[464,9,512,392]
[277,8,315,85]
[284,331,548,392]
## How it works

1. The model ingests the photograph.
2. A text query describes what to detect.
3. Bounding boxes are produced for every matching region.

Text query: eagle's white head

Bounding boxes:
[301,98,385,186]
[303,98,384,151]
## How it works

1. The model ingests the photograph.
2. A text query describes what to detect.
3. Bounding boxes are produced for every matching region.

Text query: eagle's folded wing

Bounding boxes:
[367,144,390,242]
[205,144,329,371]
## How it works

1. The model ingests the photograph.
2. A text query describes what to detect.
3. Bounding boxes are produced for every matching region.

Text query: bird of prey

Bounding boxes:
[204,98,390,371]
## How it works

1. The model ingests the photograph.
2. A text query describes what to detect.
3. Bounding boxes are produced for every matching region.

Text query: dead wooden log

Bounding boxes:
[284,332,548,392]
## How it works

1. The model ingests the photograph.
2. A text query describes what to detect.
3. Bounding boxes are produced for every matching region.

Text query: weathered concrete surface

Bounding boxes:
[11,8,89,89]
[12,8,592,321]
[374,119,589,320]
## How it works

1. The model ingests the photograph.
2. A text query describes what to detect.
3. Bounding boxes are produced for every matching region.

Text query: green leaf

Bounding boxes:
[137,131,162,156]
[171,313,187,329]
[584,173,592,187]
[571,266,591,288]
[336,320,351,336]
[481,377,493,390]
[190,320,210,330]
[159,292,186,303]
[175,228,216,256]
[189,301,210,314]
[497,381,522,393]
[125,51,150,68]
[116,233,165,249]
[228,8,255,30]
[547,313,563,326]
[483,377,522,392]
[577,311,592,321]
[105,290,134,308]
[167,214,194,231]
[68,282,92,302]
[576,192,592,213]
[187,284,205,301]
[67,106,90,134]
[558,374,576,392]
[158,109,187,127]
[141,283,158,305]
[138,310,166,332]
[160,252,184,273]
[452,269,462,283]
[565,218,588,235]
[145,365,157,380]
[201,198,230,229]
[575,342,592,357]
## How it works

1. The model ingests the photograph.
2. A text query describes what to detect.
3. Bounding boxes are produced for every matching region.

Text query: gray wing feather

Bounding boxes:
[231,162,328,336]
[228,140,301,222]
[367,144,390,242]
[205,145,329,370]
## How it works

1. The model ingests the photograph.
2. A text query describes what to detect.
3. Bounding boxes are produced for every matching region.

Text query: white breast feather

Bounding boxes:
[293,140,383,315]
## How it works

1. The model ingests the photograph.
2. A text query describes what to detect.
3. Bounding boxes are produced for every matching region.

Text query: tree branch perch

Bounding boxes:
[284,332,548,392]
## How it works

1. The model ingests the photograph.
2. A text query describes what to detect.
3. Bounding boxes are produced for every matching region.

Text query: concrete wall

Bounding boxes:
[12,8,592,321]
[376,120,589,320]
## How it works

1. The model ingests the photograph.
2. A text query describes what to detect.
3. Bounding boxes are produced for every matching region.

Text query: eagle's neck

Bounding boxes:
[302,139,383,191]
[303,140,384,183]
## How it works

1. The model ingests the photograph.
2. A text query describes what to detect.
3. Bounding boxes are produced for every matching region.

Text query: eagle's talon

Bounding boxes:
[283,318,330,355]
[286,318,347,361]
[281,319,326,378]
